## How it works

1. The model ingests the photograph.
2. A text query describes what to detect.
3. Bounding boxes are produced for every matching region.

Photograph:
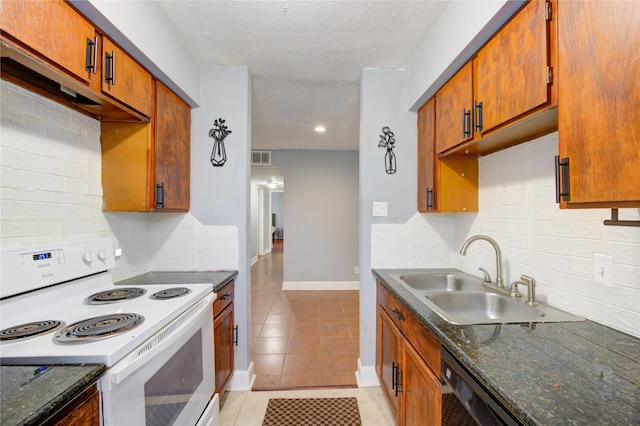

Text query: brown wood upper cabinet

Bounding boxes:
[437,0,557,158]
[474,0,552,135]
[101,80,190,212]
[0,0,99,86]
[435,62,474,154]
[101,37,152,118]
[556,0,640,208]
[418,98,478,213]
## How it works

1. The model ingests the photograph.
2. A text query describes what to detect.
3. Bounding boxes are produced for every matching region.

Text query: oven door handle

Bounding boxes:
[107,292,214,389]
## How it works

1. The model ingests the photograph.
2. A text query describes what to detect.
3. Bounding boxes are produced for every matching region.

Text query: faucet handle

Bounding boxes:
[478,267,492,283]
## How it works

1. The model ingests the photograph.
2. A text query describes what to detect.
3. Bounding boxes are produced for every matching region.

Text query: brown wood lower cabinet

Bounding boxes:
[213,281,235,396]
[46,384,100,426]
[377,281,442,425]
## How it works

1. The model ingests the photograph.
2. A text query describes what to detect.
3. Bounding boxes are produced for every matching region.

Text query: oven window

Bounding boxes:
[144,330,204,425]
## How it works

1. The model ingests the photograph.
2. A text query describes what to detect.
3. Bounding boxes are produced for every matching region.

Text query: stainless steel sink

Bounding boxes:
[423,291,584,325]
[388,269,585,325]
[392,272,483,292]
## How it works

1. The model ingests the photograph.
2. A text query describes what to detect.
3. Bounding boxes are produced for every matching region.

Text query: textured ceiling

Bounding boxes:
[155,1,449,152]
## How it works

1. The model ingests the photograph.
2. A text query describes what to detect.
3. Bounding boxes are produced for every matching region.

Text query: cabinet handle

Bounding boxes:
[391,362,396,390]
[554,156,570,202]
[426,188,434,211]
[233,325,239,346]
[395,367,403,397]
[474,100,483,132]
[105,50,116,85]
[85,37,98,73]
[220,294,232,301]
[391,309,405,321]
[461,109,471,138]
[155,183,165,208]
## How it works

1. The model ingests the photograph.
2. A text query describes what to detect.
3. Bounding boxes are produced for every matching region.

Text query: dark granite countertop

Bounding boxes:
[115,270,237,293]
[0,364,105,426]
[373,268,640,425]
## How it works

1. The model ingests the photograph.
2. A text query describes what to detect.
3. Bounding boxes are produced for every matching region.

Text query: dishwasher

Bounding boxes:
[440,347,523,426]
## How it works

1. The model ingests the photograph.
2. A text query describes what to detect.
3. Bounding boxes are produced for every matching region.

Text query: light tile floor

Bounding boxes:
[251,241,359,388]
[219,388,395,426]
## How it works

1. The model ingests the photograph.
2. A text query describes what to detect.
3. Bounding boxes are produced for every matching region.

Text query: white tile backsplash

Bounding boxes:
[1,81,238,282]
[372,132,640,338]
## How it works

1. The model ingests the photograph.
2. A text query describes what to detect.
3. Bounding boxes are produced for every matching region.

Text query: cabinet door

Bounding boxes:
[102,37,152,117]
[475,0,551,134]
[557,0,640,207]
[377,307,402,422]
[401,341,442,426]
[214,302,234,395]
[0,0,99,86]
[437,158,478,213]
[417,99,436,212]
[436,61,474,154]
[154,81,191,211]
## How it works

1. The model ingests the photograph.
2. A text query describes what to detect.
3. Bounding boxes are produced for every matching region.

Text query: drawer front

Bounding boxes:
[213,280,234,318]
[377,280,440,376]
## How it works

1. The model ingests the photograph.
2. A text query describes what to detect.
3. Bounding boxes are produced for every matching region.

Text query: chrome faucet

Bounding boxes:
[510,275,538,306]
[459,235,506,292]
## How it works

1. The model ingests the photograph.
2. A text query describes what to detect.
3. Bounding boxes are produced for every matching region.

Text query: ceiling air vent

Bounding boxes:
[251,151,271,166]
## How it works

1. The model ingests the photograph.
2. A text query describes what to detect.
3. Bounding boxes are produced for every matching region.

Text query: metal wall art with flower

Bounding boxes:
[209,118,232,167]
[378,126,397,174]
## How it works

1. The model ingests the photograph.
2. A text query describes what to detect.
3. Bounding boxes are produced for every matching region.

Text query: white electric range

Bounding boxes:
[0,238,219,426]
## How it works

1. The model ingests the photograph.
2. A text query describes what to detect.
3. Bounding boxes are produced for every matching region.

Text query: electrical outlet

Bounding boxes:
[593,253,613,285]
[354,267,359,274]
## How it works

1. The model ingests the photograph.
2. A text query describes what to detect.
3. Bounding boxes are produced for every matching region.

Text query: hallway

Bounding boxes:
[250,240,360,389]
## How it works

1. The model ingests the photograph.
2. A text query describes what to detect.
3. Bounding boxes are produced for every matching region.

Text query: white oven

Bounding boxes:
[0,238,219,426]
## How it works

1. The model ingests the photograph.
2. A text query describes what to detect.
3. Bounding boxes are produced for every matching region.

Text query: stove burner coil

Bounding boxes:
[150,287,192,300]
[0,320,65,342]
[55,313,144,342]
[85,287,146,304]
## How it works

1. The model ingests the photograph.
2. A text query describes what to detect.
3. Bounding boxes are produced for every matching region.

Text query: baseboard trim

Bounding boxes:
[226,362,256,391]
[356,359,380,387]
[250,256,259,266]
[282,281,360,291]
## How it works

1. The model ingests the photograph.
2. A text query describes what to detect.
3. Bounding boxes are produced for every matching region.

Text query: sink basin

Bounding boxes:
[424,292,545,325]
[393,273,483,292]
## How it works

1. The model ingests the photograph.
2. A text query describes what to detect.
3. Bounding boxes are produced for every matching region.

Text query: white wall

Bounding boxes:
[358,68,420,384]
[271,150,359,285]
[0,80,151,281]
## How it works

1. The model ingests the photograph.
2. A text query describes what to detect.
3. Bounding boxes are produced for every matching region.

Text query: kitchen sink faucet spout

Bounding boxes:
[460,235,505,290]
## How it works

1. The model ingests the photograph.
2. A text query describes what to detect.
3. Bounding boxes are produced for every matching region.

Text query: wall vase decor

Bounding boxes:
[209,118,232,167]
[378,126,397,174]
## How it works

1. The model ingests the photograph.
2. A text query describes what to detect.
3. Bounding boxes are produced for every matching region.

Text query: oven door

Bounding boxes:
[101,293,215,426]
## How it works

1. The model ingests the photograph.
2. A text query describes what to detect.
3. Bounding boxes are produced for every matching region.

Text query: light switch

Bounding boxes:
[593,253,613,285]
[373,201,388,217]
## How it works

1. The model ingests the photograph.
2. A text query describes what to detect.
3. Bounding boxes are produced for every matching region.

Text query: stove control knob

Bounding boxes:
[97,250,107,262]
[82,251,93,265]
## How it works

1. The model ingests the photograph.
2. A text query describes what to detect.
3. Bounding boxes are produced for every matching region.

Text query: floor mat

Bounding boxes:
[262,397,362,426]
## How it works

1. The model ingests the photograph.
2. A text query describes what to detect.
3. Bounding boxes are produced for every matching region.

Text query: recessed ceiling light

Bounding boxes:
[315,126,326,133]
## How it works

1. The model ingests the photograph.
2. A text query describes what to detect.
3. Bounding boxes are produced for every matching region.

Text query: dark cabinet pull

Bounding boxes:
[233,325,238,346]
[391,309,405,321]
[105,50,116,85]
[474,100,483,132]
[85,37,98,73]
[554,156,570,202]
[462,109,471,138]
[155,183,165,208]
[392,362,397,390]
[395,367,403,397]
[426,188,434,211]
[220,294,231,301]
